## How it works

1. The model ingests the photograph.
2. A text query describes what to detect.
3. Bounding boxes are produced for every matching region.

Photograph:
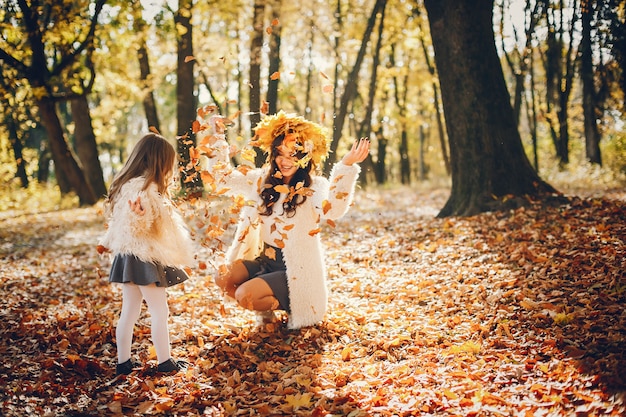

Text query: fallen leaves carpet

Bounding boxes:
[0,186,624,416]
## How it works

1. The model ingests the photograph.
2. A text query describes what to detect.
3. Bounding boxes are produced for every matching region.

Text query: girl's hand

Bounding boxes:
[341,138,370,166]
[128,197,145,216]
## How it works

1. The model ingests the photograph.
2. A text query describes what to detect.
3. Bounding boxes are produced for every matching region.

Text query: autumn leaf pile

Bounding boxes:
[0,186,624,416]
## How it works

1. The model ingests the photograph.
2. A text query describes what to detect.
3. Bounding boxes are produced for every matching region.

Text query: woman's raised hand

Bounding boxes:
[341,138,370,166]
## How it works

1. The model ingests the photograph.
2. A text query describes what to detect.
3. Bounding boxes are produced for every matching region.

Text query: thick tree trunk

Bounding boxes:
[266,0,282,115]
[71,95,107,199]
[581,1,602,165]
[424,0,556,217]
[37,97,97,205]
[175,0,201,195]
[250,0,265,167]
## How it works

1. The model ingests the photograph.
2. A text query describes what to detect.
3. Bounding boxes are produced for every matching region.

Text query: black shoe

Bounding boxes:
[116,359,140,375]
[157,358,188,373]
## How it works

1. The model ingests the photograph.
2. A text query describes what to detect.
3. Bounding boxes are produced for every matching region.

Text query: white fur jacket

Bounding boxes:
[206,139,361,329]
[99,177,195,268]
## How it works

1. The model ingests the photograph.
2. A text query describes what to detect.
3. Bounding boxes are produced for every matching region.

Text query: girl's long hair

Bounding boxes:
[260,134,312,217]
[105,133,177,209]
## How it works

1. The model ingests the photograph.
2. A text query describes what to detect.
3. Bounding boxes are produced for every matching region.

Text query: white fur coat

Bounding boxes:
[99,177,195,267]
[206,139,361,329]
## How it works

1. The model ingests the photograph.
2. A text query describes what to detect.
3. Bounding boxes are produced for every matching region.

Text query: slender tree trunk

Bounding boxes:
[424,0,556,217]
[37,97,97,205]
[581,0,602,165]
[416,12,449,176]
[324,0,386,173]
[70,95,107,199]
[250,0,265,166]
[133,0,160,132]
[6,114,29,188]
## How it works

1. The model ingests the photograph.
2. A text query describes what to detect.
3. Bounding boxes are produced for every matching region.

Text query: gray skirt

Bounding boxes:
[242,244,290,312]
[109,254,189,288]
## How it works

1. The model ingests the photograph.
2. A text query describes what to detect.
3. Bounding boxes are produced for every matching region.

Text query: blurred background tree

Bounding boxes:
[0,0,624,214]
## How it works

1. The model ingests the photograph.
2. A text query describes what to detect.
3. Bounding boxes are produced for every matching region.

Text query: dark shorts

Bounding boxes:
[241,244,290,312]
[109,254,189,287]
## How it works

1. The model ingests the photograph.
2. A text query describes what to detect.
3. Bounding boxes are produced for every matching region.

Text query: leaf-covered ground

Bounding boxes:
[0,186,625,416]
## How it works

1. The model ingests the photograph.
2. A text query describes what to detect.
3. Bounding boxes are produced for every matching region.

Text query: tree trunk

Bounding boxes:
[70,95,107,199]
[175,0,201,195]
[581,0,602,165]
[324,0,386,174]
[266,0,282,115]
[250,0,265,167]
[38,97,97,205]
[133,0,160,132]
[416,13,450,176]
[6,114,29,188]
[424,0,556,217]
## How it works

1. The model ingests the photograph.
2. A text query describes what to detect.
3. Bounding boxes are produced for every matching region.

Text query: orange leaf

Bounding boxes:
[270,71,280,80]
[274,184,290,194]
[323,84,334,93]
[322,200,332,214]
[308,228,321,236]
[184,55,195,63]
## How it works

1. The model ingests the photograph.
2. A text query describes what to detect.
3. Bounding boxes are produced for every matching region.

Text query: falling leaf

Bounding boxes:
[184,55,195,63]
[270,71,280,80]
[308,228,321,236]
[265,246,277,260]
[274,184,290,194]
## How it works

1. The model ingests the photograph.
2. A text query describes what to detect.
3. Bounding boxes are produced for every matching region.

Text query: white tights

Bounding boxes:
[116,283,171,364]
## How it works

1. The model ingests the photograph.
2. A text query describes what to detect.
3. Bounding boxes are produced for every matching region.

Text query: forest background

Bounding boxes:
[0,0,625,212]
[1,0,626,416]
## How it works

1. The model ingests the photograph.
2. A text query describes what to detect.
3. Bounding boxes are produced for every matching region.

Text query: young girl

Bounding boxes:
[100,133,195,375]
[197,110,369,329]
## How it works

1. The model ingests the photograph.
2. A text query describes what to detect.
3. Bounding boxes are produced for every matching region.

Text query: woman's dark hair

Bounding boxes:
[259,134,312,217]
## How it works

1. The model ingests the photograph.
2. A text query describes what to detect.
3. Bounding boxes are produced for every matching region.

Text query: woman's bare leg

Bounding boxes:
[234,278,280,311]
[214,260,250,298]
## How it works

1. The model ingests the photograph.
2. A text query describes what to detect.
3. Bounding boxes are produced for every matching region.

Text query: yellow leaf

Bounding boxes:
[285,393,313,411]
[341,346,352,361]
[274,184,290,194]
[443,389,458,400]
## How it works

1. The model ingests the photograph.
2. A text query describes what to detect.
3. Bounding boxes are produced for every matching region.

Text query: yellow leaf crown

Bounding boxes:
[250,111,331,169]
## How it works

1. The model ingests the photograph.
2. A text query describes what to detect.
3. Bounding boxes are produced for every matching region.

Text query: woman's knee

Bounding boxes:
[215,260,248,289]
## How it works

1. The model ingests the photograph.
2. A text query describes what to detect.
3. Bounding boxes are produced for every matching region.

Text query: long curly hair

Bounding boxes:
[259,134,312,217]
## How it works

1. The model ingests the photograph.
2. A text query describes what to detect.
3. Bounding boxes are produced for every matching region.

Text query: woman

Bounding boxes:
[198,110,369,329]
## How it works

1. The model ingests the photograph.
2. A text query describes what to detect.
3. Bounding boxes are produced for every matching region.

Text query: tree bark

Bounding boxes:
[581,0,602,165]
[424,0,556,217]
[38,96,97,205]
[266,0,282,115]
[6,114,29,188]
[250,0,266,167]
[175,0,201,195]
[70,95,107,199]
[324,0,386,174]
